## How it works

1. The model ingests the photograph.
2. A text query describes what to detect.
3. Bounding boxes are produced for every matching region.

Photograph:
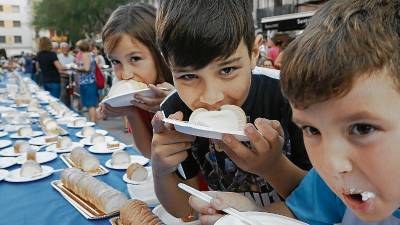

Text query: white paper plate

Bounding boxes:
[5,165,54,182]
[29,112,40,118]
[215,212,308,225]
[123,167,152,185]
[75,129,108,138]
[0,145,40,157]
[0,99,13,104]
[0,106,15,113]
[67,122,95,128]
[55,113,78,119]
[10,104,28,108]
[79,136,114,146]
[0,131,8,138]
[127,179,159,207]
[28,135,58,146]
[152,205,201,225]
[56,116,79,125]
[45,142,83,153]
[17,151,58,164]
[88,142,126,154]
[0,169,8,181]
[0,140,12,149]
[102,88,166,107]
[163,118,249,142]
[4,125,25,132]
[10,131,44,139]
[0,157,18,168]
[104,155,150,170]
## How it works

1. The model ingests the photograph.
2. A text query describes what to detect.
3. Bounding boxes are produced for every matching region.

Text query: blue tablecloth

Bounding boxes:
[0,90,142,224]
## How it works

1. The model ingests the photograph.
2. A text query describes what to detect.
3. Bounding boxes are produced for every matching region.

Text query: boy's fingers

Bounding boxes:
[148,83,170,97]
[152,111,167,133]
[200,214,224,225]
[255,118,284,151]
[243,124,270,155]
[134,94,162,106]
[221,134,250,163]
[189,196,215,215]
[270,120,284,137]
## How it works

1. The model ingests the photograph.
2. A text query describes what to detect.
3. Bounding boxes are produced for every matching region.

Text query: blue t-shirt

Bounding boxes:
[286,169,400,225]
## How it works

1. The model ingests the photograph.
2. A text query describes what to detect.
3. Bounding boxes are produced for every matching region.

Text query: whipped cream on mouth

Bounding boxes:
[346,188,376,202]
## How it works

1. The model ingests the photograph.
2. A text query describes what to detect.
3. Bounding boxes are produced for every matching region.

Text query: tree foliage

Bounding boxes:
[33,0,137,43]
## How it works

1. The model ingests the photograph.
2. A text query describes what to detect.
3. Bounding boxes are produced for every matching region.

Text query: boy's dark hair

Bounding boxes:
[156,0,255,70]
[281,0,400,108]
[102,3,172,84]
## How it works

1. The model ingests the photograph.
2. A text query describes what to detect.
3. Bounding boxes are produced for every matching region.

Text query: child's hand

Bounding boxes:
[132,82,175,113]
[189,191,260,225]
[221,118,285,177]
[151,111,195,178]
[96,103,135,119]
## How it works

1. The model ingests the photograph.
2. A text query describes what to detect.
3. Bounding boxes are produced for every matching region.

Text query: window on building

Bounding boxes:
[0,21,4,27]
[14,36,22,43]
[12,5,20,13]
[0,36,5,43]
[0,5,3,12]
[13,21,21,27]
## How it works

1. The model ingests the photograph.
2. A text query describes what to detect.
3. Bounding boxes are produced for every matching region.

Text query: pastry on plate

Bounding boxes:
[126,163,148,182]
[17,127,33,136]
[72,118,86,127]
[111,151,131,166]
[61,168,128,213]
[189,105,247,132]
[106,79,148,98]
[120,200,164,225]
[81,126,96,137]
[20,160,42,177]
[14,140,31,153]
[90,133,105,145]
[70,147,100,172]
[56,136,73,149]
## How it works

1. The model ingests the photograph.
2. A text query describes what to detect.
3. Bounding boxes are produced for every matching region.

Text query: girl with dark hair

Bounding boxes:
[98,3,174,158]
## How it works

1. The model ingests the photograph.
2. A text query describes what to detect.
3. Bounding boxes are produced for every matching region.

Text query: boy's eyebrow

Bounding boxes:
[339,110,381,122]
[173,67,196,73]
[218,57,242,67]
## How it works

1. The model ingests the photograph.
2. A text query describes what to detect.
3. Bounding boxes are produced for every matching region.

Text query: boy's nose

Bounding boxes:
[199,89,224,108]
[324,140,353,175]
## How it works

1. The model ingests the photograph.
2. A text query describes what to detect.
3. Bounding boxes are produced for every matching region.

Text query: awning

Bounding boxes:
[261,11,316,32]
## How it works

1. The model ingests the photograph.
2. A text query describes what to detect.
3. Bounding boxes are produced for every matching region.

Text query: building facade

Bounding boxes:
[253,0,326,31]
[0,0,37,57]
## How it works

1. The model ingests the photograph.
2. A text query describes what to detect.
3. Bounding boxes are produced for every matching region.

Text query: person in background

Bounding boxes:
[75,39,98,122]
[36,37,65,98]
[97,3,175,158]
[23,53,35,81]
[267,35,283,68]
[58,42,75,107]
[92,44,106,68]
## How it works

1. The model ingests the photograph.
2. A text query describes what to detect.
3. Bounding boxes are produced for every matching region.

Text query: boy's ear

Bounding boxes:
[250,35,263,69]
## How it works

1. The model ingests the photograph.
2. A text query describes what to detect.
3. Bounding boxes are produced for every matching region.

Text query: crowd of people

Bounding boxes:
[2,0,399,224]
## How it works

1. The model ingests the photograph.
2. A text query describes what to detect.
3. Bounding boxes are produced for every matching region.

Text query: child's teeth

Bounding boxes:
[361,191,376,201]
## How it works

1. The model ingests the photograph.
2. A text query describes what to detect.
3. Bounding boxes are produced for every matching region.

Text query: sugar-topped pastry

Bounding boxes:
[189,105,247,131]
[26,149,37,161]
[39,116,52,127]
[120,200,164,225]
[70,147,100,172]
[106,79,148,98]
[44,120,58,131]
[111,151,131,166]
[14,140,31,153]
[60,168,128,213]
[17,127,33,136]
[45,136,58,143]
[81,126,96,137]
[90,133,105,145]
[56,136,72,149]
[20,160,42,177]
[72,118,86,127]
[126,163,148,182]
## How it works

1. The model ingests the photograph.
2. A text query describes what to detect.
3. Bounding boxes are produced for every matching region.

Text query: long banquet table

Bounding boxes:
[0,73,143,225]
